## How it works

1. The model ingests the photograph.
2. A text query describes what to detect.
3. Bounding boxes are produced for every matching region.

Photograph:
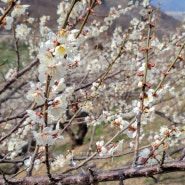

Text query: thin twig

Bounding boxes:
[0,58,39,95]
[0,0,18,25]
[87,125,96,157]
[0,103,36,143]
[12,22,20,72]
[133,7,153,166]
[62,0,80,29]
[153,41,185,95]
[43,75,54,181]
[75,0,96,39]
[62,117,136,174]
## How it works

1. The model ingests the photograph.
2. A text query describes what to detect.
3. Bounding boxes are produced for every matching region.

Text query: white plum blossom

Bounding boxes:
[125,121,138,138]
[15,24,31,40]
[96,140,108,156]
[138,81,143,88]
[23,117,37,131]
[38,57,68,84]
[56,29,79,46]
[57,2,69,15]
[40,15,50,26]
[87,59,101,73]
[96,140,124,156]
[64,85,75,97]
[82,101,94,113]
[8,140,14,151]
[0,8,13,30]
[33,126,62,146]
[26,110,45,126]
[53,45,67,56]
[70,2,83,19]
[26,82,45,106]
[11,4,30,17]
[138,63,145,72]
[17,127,28,138]
[142,0,149,8]
[56,2,70,29]
[137,148,151,165]
[160,126,170,136]
[143,89,155,107]
[0,0,11,3]
[139,8,148,16]
[104,6,124,26]
[27,17,35,24]
[5,68,17,80]
[7,138,27,159]
[107,140,124,155]
[48,95,68,121]
[37,30,80,84]
[130,18,139,26]
[138,21,146,31]
[24,156,44,171]
[52,78,66,93]
[38,49,54,63]
[39,15,51,36]
[111,116,129,130]
[91,82,99,91]
[85,115,96,126]
[51,151,75,171]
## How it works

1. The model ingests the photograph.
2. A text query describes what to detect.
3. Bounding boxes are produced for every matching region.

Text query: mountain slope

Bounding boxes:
[0,0,181,38]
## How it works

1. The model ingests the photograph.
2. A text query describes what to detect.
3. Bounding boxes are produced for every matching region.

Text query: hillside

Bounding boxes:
[0,0,180,38]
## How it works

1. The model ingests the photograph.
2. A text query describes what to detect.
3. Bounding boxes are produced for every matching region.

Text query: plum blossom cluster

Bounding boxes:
[3,109,46,159]
[57,1,86,30]
[6,137,27,159]
[25,28,82,147]
[33,125,62,146]
[24,153,45,171]
[0,8,13,30]
[138,126,184,165]
[51,150,75,171]
[86,110,141,141]
[0,0,30,39]
[96,140,123,157]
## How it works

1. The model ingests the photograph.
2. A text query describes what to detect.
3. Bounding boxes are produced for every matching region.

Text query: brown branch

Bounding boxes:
[0,58,39,95]
[61,105,85,135]
[12,23,20,72]
[153,41,185,95]
[0,0,17,25]
[1,160,185,184]
[87,125,96,156]
[179,148,185,161]
[0,110,27,124]
[26,144,39,176]
[132,111,142,166]
[0,116,27,143]
[74,144,151,161]
[0,103,36,143]
[43,75,54,181]
[154,110,179,125]
[0,158,27,164]
[75,0,96,38]
[0,82,27,104]
[61,0,80,29]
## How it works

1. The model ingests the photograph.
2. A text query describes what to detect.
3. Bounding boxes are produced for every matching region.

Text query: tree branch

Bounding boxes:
[0,58,39,95]
[1,160,185,185]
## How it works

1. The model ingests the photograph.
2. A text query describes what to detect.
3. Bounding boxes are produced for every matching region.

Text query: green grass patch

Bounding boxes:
[0,39,29,82]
